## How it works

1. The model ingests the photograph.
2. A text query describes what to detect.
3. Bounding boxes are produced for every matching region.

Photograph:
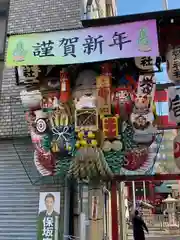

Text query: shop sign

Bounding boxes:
[37,192,60,240]
[6,20,159,67]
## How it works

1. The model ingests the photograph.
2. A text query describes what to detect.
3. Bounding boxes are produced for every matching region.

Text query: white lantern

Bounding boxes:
[20,89,42,110]
[166,45,180,82]
[137,74,156,101]
[135,56,156,71]
[17,66,40,85]
[168,86,180,123]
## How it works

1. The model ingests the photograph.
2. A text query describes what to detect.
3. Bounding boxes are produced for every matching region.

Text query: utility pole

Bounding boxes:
[163,0,168,10]
[132,181,136,210]
[143,181,146,202]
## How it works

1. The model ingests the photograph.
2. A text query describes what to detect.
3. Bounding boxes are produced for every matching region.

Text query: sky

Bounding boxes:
[118,0,180,16]
[117,1,180,117]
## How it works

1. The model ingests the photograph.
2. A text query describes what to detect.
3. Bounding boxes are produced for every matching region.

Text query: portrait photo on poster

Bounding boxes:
[38,192,60,217]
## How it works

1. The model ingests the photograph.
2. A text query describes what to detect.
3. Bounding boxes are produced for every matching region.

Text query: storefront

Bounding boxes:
[8,7,180,238]
[6,18,161,240]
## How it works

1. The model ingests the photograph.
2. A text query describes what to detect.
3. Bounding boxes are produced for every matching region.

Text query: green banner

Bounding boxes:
[37,216,59,240]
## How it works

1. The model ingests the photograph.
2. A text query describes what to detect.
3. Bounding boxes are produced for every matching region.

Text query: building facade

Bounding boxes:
[0,0,117,239]
[0,0,80,239]
[81,0,117,20]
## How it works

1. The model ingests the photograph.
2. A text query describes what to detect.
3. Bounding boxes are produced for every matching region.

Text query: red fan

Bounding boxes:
[34,151,52,176]
[35,144,55,173]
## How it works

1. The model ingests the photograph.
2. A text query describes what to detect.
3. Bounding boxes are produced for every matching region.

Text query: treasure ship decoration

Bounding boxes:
[18,59,162,180]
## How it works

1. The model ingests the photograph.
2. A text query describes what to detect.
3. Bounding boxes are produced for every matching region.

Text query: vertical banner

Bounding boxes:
[37,192,60,240]
[96,75,111,115]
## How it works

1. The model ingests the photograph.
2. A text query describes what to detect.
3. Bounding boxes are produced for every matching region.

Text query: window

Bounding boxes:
[106,4,113,17]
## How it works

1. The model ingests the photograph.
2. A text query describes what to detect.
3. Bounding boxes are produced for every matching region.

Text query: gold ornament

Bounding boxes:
[78,131,84,139]
[111,140,123,151]
[75,140,80,148]
[80,139,87,147]
[102,140,111,152]
[91,139,97,147]
[88,131,95,139]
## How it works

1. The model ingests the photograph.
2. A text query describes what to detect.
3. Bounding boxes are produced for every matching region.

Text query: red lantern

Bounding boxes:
[60,69,70,103]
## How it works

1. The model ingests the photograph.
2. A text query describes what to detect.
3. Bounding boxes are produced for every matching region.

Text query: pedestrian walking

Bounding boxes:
[132,210,149,240]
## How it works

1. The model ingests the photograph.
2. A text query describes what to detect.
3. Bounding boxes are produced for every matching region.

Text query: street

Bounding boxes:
[129,235,180,240]
[147,237,180,240]
[128,232,180,240]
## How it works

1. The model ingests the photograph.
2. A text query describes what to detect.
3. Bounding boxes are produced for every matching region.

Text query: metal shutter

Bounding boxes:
[0,139,65,240]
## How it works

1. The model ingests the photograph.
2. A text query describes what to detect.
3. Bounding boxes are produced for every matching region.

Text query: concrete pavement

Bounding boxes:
[128,232,180,240]
[128,235,180,240]
[146,237,180,240]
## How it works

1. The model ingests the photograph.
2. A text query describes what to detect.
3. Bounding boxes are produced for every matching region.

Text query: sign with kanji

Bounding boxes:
[6,20,159,66]
[17,65,41,85]
[168,86,180,123]
[135,56,156,71]
[166,45,180,82]
[37,192,60,240]
[102,117,118,139]
[96,75,111,115]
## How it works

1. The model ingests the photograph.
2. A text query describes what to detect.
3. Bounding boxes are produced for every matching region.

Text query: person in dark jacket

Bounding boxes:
[132,210,149,240]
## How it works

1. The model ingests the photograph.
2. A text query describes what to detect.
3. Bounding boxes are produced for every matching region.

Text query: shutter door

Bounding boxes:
[0,139,65,240]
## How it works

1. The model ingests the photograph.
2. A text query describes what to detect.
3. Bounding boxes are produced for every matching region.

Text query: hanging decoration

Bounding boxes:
[168,86,180,123]
[135,56,156,71]
[112,86,133,120]
[96,72,111,115]
[19,58,161,179]
[59,69,71,103]
[130,73,157,145]
[17,65,41,89]
[166,45,180,82]
[20,89,42,110]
